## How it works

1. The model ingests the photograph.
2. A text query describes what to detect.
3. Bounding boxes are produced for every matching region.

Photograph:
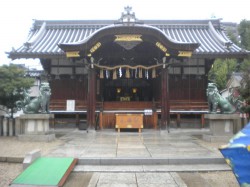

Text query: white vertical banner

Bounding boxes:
[66,100,75,111]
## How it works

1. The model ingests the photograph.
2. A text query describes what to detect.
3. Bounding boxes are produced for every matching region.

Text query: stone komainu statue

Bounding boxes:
[206,83,236,114]
[16,82,51,114]
[226,87,244,113]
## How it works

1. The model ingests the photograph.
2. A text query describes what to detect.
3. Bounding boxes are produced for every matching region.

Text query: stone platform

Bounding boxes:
[45,129,229,172]
[17,114,55,142]
[203,114,240,142]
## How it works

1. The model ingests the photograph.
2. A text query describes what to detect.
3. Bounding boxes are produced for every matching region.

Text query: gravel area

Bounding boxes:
[199,171,239,187]
[0,163,22,187]
[179,171,239,187]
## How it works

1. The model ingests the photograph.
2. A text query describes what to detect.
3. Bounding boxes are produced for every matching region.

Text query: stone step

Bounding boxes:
[74,164,230,172]
[77,156,225,165]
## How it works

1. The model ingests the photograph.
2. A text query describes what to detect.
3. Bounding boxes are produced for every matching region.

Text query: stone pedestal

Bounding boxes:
[203,114,241,142]
[18,114,55,142]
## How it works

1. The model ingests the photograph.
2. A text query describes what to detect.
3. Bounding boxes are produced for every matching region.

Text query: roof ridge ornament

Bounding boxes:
[117,6,139,25]
[24,22,46,49]
[208,21,232,49]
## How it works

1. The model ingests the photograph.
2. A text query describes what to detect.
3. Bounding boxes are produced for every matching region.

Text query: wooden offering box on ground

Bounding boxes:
[115,114,143,132]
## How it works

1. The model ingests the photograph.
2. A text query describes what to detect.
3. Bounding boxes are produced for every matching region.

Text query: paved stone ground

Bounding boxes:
[46,129,221,158]
[0,128,240,187]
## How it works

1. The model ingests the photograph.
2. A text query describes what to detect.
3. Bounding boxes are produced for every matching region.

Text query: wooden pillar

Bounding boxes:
[76,113,79,127]
[201,114,205,128]
[87,68,96,130]
[99,112,103,130]
[177,114,181,128]
[153,112,158,129]
[161,68,170,130]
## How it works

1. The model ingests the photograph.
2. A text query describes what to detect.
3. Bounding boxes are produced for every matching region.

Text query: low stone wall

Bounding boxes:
[0,114,55,141]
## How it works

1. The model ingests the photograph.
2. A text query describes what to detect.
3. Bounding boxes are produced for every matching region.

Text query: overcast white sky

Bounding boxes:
[0,0,249,69]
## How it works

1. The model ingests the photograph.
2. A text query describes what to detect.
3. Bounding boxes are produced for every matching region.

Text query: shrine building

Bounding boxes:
[8,7,249,131]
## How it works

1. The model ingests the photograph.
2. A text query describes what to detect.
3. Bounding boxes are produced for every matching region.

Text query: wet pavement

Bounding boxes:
[5,128,236,187]
[45,128,234,187]
[47,129,221,159]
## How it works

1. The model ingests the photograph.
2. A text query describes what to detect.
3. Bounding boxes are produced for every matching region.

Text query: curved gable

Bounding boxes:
[58,24,199,58]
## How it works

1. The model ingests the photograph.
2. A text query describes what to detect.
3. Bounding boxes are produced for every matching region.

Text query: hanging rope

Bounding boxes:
[94,63,163,70]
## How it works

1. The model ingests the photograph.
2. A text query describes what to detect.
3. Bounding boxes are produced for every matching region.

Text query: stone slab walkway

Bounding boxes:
[46,129,222,161]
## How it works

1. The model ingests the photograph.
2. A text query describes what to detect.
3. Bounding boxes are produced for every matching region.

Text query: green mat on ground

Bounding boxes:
[12,157,76,186]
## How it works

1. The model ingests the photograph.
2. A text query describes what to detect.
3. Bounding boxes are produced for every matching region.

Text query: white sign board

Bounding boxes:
[66,100,75,111]
[144,109,153,115]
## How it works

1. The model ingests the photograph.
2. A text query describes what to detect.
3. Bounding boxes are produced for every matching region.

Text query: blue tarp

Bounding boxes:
[220,122,250,187]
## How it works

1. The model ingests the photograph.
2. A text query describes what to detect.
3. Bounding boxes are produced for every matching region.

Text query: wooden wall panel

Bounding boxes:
[152,77,161,101]
[103,101,152,110]
[50,79,87,100]
[143,115,155,129]
[102,113,116,129]
[168,76,206,101]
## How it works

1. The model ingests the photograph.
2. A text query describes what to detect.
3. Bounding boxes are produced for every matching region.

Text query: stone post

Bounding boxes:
[15,117,22,136]
[3,118,8,136]
[8,118,14,136]
[0,116,3,136]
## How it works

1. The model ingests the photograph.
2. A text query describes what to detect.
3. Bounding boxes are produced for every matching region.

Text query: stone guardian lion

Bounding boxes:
[206,83,236,114]
[16,82,51,114]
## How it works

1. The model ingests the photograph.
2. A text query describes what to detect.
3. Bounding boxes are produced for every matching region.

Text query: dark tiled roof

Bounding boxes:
[8,19,249,59]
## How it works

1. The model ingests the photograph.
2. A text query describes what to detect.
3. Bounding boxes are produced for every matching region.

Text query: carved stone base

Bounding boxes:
[18,114,55,142]
[203,114,240,142]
